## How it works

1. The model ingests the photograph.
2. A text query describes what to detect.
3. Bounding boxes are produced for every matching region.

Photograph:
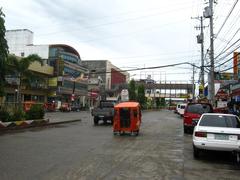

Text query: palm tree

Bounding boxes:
[0,8,9,98]
[7,54,43,106]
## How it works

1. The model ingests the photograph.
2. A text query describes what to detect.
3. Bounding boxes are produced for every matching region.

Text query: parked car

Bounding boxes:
[193,113,240,162]
[183,102,213,133]
[71,104,81,112]
[91,100,117,125]
[60,103,71,112]
[44,102,57,112]
[178,103,186,116]
[175,104,181,114]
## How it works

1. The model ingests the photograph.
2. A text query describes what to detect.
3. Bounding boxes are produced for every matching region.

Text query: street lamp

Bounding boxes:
[15,89,18,108]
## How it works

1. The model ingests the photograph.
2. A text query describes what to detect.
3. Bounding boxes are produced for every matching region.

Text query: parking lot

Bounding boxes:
[0,110,240,179]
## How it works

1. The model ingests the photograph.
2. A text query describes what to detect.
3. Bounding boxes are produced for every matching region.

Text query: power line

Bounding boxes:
[214,28,240,60]
[204,0,239,67]
[214,0,239,40]
[219,57,240,72]
[91,62,199,74]
[214,7,240,52]
[214,39,240,67]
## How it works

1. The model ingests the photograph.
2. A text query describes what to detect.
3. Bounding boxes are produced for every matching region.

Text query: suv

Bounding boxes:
[183,102,213,133]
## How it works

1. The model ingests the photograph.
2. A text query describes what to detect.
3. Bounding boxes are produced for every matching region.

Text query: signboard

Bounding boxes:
[233,52,240,79]
[214,72,234,80]
[48,77,58,87]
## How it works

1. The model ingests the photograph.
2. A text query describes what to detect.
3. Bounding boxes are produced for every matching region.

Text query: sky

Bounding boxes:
[1,0,239,83]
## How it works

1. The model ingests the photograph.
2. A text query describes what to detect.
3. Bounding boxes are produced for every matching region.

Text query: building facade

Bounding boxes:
[82,60,129,100]
[6,29,89,107]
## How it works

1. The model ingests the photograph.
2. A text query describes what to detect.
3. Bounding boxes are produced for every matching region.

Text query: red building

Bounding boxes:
[111,68,126,89]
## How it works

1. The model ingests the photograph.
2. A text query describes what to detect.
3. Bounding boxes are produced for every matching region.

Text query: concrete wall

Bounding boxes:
[82,60,107,88]
[6,29,49,59]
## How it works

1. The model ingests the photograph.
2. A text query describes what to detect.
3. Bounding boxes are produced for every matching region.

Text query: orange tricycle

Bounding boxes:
[113,102,142,136]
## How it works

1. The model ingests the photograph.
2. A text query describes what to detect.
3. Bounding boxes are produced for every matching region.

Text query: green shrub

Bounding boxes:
[10,108,25,121]
[26,104,44,120]
[0,108,11,122]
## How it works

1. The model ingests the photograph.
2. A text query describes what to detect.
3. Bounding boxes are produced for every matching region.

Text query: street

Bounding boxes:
[0,110,240,180]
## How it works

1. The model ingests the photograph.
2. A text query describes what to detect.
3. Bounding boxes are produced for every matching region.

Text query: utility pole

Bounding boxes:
[192,64,195,101]
[209,0,215,106]
[200,16,205,88]
[193,16,206,97]
[204,0,215,105]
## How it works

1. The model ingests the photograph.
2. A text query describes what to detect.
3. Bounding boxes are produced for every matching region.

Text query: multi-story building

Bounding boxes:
[4,60,54,104]
[82,60,129,100]
[6,29,89,107]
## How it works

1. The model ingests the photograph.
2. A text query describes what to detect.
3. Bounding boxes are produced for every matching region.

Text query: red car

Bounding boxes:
[183,102,213,133]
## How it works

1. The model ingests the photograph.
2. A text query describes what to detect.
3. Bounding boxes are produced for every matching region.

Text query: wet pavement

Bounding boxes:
[0,110,240,180]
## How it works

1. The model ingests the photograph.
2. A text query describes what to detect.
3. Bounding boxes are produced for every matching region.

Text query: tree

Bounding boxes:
[7,54,43,105]
[156,97,160,108]
[137,84,146,108]
[0,8,9,97]
[128,79,136,101]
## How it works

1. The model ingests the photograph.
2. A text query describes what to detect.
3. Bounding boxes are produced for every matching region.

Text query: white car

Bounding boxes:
[175,103,186,115]
[192,113,240,161]
[178,104,186,116]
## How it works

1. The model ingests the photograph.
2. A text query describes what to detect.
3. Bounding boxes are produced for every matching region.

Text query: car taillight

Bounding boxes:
[194,131,207,137]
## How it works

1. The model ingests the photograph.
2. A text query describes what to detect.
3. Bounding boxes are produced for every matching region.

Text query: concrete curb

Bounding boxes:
[0,119,82,133]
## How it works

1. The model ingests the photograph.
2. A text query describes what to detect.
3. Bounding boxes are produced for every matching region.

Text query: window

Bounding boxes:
[120,108,131,128]
[180,105,185,109]
[6,93,14,102]
[199,115,240,128]
[186,104,212,114]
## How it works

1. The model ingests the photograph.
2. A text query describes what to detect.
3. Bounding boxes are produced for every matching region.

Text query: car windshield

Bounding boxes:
[180,105,185,109]
[186,104,212,115]
[100,101,115,108]
[199,115,240,128]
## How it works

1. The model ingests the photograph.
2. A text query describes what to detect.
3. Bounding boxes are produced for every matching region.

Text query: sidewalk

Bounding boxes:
[0,111,92,133]
[45,110,91,124]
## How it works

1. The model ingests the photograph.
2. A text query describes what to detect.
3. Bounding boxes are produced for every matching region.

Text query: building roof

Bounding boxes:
[6,29,33,34]
[114,101,140,108]
[49,44,80,59]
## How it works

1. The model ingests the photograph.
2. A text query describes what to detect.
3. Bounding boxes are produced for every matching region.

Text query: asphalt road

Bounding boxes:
[0,110,240,180]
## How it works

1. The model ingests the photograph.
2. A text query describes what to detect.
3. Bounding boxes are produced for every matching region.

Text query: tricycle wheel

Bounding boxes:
[120,131,125,136]
[135,130,139,136]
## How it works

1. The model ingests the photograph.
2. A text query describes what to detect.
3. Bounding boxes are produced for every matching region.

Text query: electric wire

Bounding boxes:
[214,0,239,40]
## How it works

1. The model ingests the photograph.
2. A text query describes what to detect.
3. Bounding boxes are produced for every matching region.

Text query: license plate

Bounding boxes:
[215,134,229,140]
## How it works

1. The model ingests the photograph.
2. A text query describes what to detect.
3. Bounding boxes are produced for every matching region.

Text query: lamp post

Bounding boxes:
[15,89,18,108]
[71,76,76,105]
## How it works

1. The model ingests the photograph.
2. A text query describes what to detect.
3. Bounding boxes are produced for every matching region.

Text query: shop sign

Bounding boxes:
[48,77,58,87]
[230,83,240,91]
[214,72,234,80]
